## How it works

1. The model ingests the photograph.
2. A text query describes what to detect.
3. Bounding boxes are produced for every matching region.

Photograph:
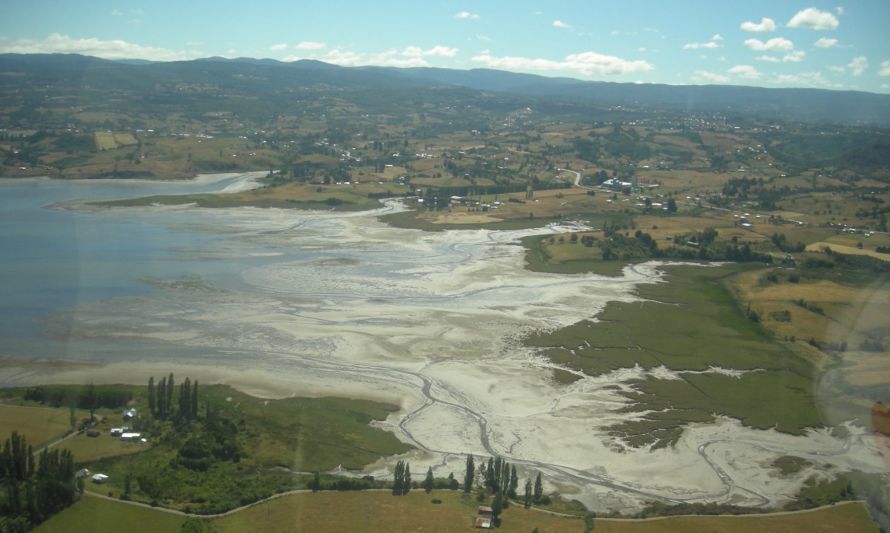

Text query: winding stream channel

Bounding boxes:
[0,173,886,513]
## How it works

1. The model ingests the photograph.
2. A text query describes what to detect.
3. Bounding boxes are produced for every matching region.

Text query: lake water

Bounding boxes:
[0,173,274,359]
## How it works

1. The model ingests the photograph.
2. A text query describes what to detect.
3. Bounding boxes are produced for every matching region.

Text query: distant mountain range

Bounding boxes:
[2,53,889,126]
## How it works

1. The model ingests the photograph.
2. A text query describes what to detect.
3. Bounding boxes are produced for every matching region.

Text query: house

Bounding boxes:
[122,408,137,420]
[110,428,123,437]
[120,432,142,441]
[86,429,100,438]
[76,468,90,479]
[475,506,494,529]
[91,473,109,484]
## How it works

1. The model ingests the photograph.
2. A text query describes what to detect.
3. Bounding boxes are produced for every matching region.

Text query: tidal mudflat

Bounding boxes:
[1,174,886,513]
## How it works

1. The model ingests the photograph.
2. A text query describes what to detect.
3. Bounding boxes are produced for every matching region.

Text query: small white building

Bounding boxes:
[91,473,109,484]
[120,432,142,441]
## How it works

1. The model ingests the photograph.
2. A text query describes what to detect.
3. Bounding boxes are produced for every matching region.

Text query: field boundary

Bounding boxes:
[81,488,868,523]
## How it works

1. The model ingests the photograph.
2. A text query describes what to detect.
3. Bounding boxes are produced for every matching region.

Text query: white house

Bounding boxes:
[91,473,109,484]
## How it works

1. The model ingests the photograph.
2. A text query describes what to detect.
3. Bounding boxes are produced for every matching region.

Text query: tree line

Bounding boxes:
[0,432,77,532]
[460,454,547,526]
[147,373,199,421]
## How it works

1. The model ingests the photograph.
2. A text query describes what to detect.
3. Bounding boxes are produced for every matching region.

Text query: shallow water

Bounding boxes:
[1,174,886,513]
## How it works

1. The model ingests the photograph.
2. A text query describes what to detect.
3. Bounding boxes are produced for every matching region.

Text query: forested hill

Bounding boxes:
[377,66,890,126]
[1,53,889,126]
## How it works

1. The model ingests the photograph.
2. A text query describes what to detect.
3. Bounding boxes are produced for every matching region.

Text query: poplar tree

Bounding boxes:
[147,376,155,416]
[392,461,404,495]
[533,472,543,503]
[523,479,532,508]
[508,465,518,498]
[463,455,474,494]
[166,373,175,416]
[423,466,434,493]
[191,380,199,419]
[157,377,167,419]
[403,463,411,495]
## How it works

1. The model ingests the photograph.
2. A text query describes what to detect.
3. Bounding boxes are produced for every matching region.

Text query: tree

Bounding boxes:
[584,512,597,532]
[310,471,320,492]
[533,472,543,503]
[392,461,404,495]
[179,377,191,421]
[423,467,434,493]
[463,455,475,494]
[147,376,155,416]
[157,377,167,419]
[191,380,199,419]
[85,383,97,422]
[491,492,504,526]
[403,463,411,495]
[166,373,175,416]
[508,465,518,499]
[667,197,677,213]
[523,478,532,508]
[123,471,133,499]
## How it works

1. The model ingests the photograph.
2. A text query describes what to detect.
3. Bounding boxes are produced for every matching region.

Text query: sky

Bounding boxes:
[2,1,889,93]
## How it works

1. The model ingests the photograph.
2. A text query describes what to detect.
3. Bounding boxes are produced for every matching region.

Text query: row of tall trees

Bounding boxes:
[462,454,546,509]
[147,373,199,421]
[483,456,518,498]
[1,432,77,531]
[391,460,411,496]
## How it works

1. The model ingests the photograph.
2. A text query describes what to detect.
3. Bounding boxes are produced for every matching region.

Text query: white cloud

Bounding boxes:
[756,55,780,63]
[0,33,194,61]
[692,70,729,83]
[288,45,458,68]
[476,34,492,42]
[552,20,570,29]
[814,37,838,48]
[728,64,762,80]
[401,45,458,58]
[740,17,777,32]
[295,41,326,50]
[683,35,722,50]
[783,50,806,62]
[880,61,890,78]
[836,6,845,16]
[269,43,287,51]
[455,11,479,20]
[111,9,123,16]
[744,37,794,51]
[773,71,840,88]
[470,50,653,77]
[787,8,839,30]
[828,65,846,73]
[847,56,868,76]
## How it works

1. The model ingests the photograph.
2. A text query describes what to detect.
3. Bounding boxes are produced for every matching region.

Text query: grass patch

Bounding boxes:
[0,404,77,447]
[379,209,554,232]
[94,182,385,211]
[525,264,821,448]
[35,494,186,533]
[56,431,147,463]
[771,455,813,477]
[35,492,880,533]
[82,385,410,514]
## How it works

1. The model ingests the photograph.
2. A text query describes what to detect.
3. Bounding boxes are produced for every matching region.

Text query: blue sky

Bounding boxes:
[2,1,889,93]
